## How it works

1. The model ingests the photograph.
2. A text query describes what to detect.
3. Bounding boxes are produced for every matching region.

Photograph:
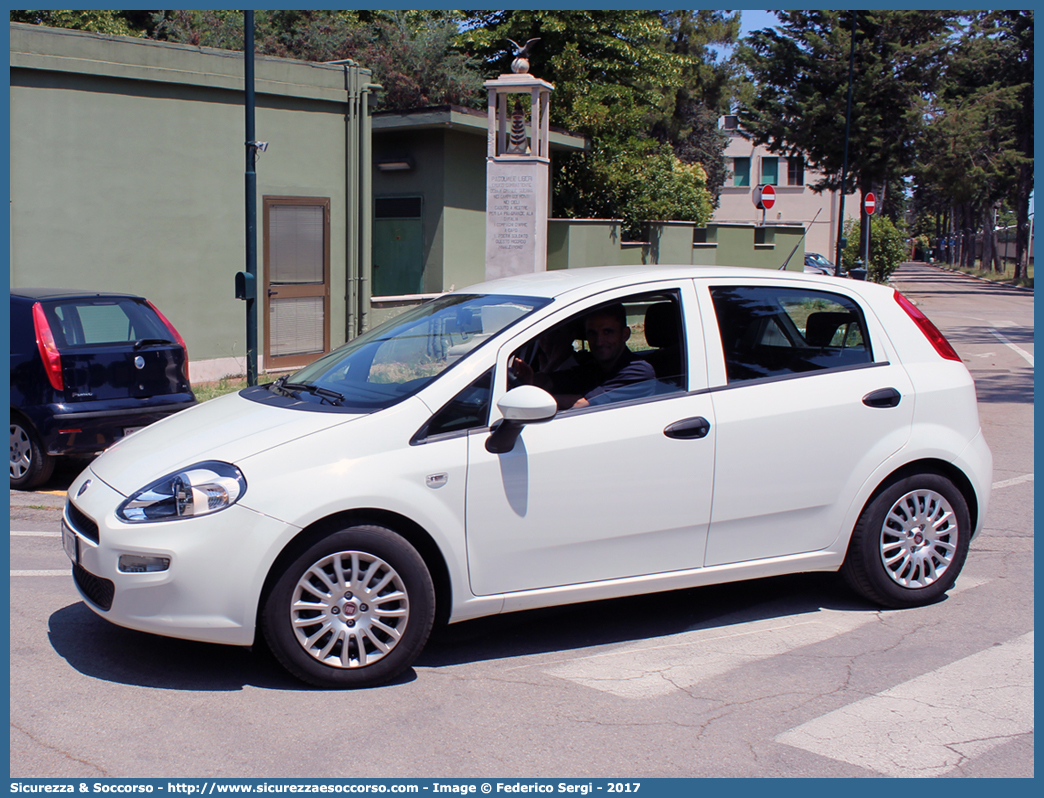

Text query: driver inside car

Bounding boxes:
[512,303,656,409]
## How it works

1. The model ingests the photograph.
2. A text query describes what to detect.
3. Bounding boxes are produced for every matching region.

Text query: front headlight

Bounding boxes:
[117,461,247,523]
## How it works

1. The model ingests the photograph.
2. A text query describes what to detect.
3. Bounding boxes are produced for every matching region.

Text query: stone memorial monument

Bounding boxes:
[484,40,554,280]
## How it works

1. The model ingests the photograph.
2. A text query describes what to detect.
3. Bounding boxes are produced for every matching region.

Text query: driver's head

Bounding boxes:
[585,304,630,368]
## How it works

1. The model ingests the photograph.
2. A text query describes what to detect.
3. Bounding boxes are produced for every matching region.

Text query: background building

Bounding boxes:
[714,114,860,263]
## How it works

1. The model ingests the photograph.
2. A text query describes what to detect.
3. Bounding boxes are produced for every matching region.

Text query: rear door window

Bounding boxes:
[709,286,872,382]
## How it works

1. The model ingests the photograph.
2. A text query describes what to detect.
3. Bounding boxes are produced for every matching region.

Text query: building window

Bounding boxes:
[761,157,778,186]
[733,157,750,187]
[788,157,805,186]
[722,115,739,130]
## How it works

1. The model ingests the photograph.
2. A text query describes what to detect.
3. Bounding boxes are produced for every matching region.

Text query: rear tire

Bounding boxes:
[10,416,55,491]
[842,472,971,608]
[262,525,435,688]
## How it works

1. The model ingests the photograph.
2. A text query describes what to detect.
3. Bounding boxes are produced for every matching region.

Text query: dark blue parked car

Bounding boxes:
[10,289,196,489]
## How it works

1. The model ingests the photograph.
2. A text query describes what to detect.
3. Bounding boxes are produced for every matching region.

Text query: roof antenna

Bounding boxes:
[779,208,823,270]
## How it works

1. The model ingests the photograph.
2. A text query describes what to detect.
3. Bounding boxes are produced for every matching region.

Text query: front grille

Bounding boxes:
[66,501,99,544]
[73,563,114,611]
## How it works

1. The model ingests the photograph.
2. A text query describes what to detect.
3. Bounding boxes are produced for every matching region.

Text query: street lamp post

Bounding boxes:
[834,10,858,274]
[243,10,258,386]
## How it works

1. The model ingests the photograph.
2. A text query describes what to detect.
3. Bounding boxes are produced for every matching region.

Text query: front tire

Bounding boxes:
[841,472,971,608]
[10,416,55,490]
[262,525,435,688]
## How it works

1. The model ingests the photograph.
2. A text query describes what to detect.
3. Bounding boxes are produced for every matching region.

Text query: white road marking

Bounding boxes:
[11,530,61,537]
[993,473,1034,490]
[540,578,987,699]
[775,631,1034,777]
[988,328,1034,367]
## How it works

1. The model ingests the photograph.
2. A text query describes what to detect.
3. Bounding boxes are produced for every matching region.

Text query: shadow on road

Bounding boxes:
[972,369,1035,404]
[47,573,907,692]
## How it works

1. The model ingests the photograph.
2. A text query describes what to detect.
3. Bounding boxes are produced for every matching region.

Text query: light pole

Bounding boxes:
[834,10,858,275]
[244,10,258,386]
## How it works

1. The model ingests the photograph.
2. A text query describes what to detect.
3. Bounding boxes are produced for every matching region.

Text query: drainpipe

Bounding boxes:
[358,83,376,335]
[324,60,378,340]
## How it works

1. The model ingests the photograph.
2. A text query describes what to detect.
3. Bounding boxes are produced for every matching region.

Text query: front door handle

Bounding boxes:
[863,387,902,408]
[664,417,711,440]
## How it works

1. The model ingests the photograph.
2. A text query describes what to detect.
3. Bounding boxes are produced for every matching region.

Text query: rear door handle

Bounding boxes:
[863,387,902,408]
[664,417,711,440]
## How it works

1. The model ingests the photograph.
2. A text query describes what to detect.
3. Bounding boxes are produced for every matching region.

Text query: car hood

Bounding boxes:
[90,390,366,495]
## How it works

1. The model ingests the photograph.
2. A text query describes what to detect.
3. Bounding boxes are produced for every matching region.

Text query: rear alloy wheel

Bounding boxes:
[842,473,971,608]
[10,417,55,490]
[262,525,435,688]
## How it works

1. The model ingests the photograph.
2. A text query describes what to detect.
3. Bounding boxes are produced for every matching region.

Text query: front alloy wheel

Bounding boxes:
[291,549,410,669]
[263,525,435,688]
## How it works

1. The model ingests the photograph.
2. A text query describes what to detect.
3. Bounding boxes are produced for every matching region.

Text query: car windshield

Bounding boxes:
[277,293,549,411]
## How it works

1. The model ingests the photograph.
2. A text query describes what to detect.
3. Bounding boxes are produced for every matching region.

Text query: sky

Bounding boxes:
[737,8,778,38]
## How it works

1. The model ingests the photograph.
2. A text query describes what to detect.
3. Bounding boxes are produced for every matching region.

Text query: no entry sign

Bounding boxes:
[755,184,776,210]
[864,192,877,215]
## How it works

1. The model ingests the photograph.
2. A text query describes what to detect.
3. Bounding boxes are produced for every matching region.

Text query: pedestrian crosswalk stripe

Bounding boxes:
[775,631,1033,777]
[541,577,987,699]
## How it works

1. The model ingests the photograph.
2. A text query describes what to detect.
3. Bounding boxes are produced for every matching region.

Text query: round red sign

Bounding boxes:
[757,184,776,210]
[864,192,877,215]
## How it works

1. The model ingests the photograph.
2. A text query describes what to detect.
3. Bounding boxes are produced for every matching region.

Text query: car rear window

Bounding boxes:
[42,298,172,348]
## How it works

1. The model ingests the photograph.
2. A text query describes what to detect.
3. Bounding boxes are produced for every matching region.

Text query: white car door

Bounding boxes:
[464,281,717,596]
[697,279,915,566]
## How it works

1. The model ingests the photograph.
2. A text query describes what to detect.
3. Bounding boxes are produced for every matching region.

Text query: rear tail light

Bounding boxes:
[32,302,64,391]
[894,290,961,362]
[146,300,190,383]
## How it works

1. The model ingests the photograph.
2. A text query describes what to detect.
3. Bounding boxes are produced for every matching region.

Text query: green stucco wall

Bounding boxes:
[9,23,372,379]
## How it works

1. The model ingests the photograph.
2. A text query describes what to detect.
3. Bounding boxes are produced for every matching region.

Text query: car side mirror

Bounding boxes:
[485,386,557,454]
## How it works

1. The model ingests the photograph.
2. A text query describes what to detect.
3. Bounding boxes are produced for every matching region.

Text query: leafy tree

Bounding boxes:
[654,10,741,206]
[737,11,957,263]
[842,215,907,283]
[914,12,1032,272]
[150,10,485,110]
[10,9,141,36]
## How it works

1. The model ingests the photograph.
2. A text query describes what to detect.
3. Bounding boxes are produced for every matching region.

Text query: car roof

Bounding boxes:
[454,264,849,300]
[10,288,145,301]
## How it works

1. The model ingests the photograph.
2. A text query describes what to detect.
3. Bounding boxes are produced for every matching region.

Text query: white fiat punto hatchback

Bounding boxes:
[62,266,992,688]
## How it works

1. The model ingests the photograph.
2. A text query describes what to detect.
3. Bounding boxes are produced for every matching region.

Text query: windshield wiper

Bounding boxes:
[271,376,345,406]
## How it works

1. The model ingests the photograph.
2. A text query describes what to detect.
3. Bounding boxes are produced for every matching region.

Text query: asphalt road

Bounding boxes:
[8,263,1034,779]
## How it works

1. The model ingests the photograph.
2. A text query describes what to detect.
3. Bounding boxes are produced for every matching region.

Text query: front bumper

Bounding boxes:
[63,468,298,646]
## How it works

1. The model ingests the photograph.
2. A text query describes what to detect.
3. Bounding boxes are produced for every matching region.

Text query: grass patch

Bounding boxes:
[940,260,1034,289]
[193,374,276,402]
